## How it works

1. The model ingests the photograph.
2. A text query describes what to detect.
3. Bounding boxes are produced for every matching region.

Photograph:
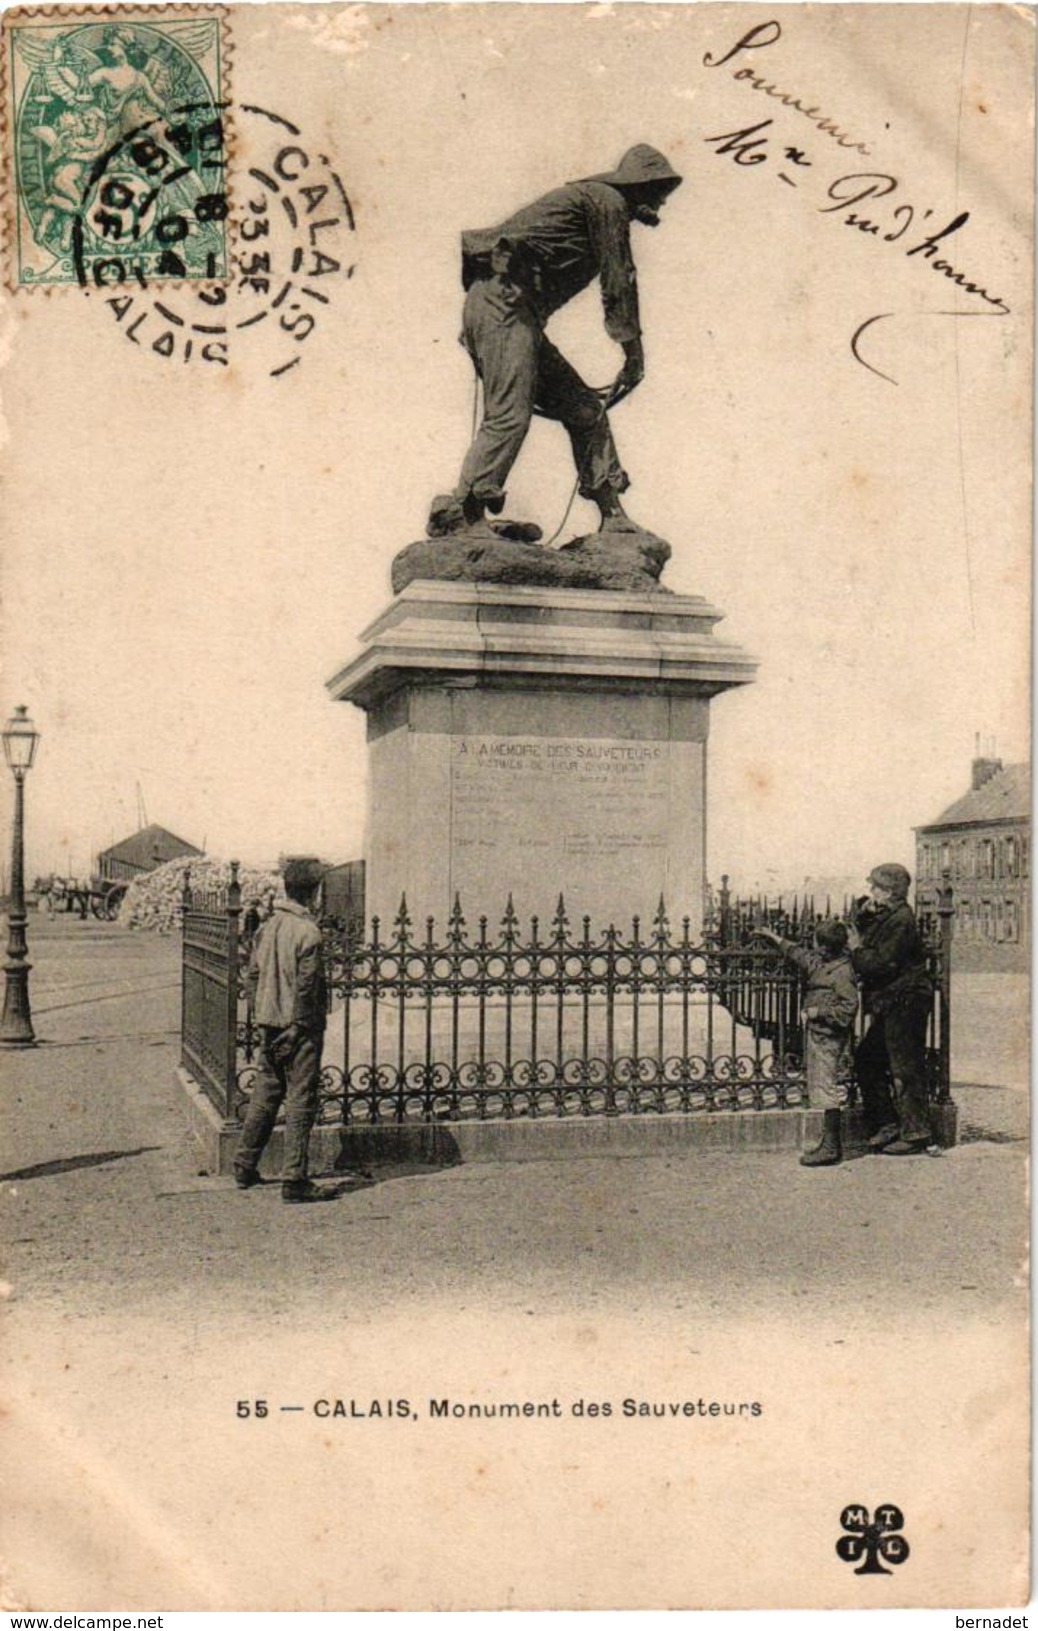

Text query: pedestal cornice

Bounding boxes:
[327,580,758,711]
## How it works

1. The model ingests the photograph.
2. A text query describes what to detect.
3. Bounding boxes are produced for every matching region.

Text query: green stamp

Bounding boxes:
[5,9,228,287]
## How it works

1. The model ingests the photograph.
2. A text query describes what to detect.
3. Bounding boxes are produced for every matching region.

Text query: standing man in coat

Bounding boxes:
[428,144,683,540]
[234,858,329,1203]
[848,863,934,1156]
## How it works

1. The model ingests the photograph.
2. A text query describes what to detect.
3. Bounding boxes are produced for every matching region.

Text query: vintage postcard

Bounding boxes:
[0,0,1031,1612]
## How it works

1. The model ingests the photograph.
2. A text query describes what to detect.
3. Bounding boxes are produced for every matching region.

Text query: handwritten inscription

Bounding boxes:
[703,19,1011,326]
[704,19,872,156]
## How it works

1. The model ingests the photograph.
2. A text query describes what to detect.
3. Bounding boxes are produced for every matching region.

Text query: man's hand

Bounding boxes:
[607,339,645,406]
[270,1022,302,1062]
[846,924,862,951]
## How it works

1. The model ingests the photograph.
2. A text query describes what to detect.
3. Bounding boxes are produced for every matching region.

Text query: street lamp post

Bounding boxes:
[2,705,40,1048]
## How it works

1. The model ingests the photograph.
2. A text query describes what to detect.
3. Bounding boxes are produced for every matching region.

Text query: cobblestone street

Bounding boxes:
[1,917,1029,1609]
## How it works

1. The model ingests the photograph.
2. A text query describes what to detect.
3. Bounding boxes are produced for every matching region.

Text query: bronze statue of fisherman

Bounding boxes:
[428,144,683,543]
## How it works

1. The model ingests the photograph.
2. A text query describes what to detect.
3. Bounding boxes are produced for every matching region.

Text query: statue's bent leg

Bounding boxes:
[535,338,628,503]
[456,280,540,515]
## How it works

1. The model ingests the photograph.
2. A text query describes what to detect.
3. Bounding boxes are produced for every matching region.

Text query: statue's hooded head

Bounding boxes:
[580,145,683,226]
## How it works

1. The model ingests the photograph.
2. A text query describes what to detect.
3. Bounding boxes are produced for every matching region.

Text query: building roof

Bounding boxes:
[918,764,1031,832]
[98,824,204,868]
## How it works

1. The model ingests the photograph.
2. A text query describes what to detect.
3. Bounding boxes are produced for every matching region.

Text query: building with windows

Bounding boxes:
[97,823,204,885]
[915,758,1030,971]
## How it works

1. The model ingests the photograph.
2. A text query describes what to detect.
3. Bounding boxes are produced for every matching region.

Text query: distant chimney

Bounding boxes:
[971,754,1003,790]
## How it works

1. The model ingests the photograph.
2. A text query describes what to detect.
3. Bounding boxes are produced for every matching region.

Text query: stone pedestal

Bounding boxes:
[327,582,756,931]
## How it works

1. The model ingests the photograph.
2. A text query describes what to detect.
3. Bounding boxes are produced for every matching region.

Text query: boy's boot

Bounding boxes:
[282,1179,331,1204]
[800,1108,842,1168]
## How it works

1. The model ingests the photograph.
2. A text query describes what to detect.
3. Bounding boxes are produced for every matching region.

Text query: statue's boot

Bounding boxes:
[597,512,642,535]
[591,488,643,535]
[426,492,542,544]
[426,493,468,537]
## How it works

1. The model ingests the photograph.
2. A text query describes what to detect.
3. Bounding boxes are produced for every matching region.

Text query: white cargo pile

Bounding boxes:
[118,857,281,933]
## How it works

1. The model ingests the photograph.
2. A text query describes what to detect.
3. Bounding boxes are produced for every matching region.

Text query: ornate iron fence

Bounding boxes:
[180,871,954,1129]
[319,897,812,1124]
[180,862,242,1121]
[712,874,953,1105]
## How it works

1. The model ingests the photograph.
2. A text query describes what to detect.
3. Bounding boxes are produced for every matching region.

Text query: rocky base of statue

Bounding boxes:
[391,522,673,595]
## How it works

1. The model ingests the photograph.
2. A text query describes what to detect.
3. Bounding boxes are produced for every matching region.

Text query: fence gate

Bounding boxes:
[180,863,241,1122]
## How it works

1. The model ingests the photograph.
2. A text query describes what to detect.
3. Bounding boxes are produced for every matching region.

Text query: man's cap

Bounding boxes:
[580,144,683,196]
[282,856,324,892]
[868,863,911,898]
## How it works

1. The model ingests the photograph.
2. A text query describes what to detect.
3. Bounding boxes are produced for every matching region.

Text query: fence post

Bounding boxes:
[936,869,954,1105]
[179,868,192,1074]
[719,874,731,946]
[226,861,241,1121]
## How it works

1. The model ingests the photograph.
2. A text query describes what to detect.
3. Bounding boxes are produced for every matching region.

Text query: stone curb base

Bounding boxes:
[178,1068,957,1177]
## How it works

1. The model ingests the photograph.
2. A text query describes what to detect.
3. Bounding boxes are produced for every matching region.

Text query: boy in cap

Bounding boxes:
[234,858,329,1202]
[755,919,859,1167]
[848,863,934,1156]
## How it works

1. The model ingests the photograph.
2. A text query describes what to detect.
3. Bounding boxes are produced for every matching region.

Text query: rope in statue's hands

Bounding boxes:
[542,389,611,547]
[468,365,640,546]
[540,379,644,545]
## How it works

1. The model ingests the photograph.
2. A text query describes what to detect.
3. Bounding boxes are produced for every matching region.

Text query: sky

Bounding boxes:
[1,0,1031,900]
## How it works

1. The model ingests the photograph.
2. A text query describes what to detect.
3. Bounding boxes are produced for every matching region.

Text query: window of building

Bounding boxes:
[1005,900,1019,942]
[1005,835,1018,878]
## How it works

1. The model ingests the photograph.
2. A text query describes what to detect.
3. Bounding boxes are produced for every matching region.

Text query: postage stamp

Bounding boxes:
[3,7,229,288]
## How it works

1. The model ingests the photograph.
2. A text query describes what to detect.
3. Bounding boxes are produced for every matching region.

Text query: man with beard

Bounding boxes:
[428,145,682,540]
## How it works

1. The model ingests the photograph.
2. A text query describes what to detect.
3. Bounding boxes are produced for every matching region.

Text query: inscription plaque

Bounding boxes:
[450,735,673,918]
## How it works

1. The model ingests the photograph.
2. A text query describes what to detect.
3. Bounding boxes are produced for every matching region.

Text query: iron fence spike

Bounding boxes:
[197,875,950,1139]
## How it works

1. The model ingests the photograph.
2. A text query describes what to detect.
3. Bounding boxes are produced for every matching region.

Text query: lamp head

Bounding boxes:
[3,705,39,773]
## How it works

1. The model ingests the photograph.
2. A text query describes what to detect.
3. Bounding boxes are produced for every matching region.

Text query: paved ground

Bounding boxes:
[0,916,1029,1610]
[2,916,1028,1320]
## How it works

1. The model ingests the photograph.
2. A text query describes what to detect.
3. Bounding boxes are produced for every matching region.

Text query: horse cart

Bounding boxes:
[37,875,129,921]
